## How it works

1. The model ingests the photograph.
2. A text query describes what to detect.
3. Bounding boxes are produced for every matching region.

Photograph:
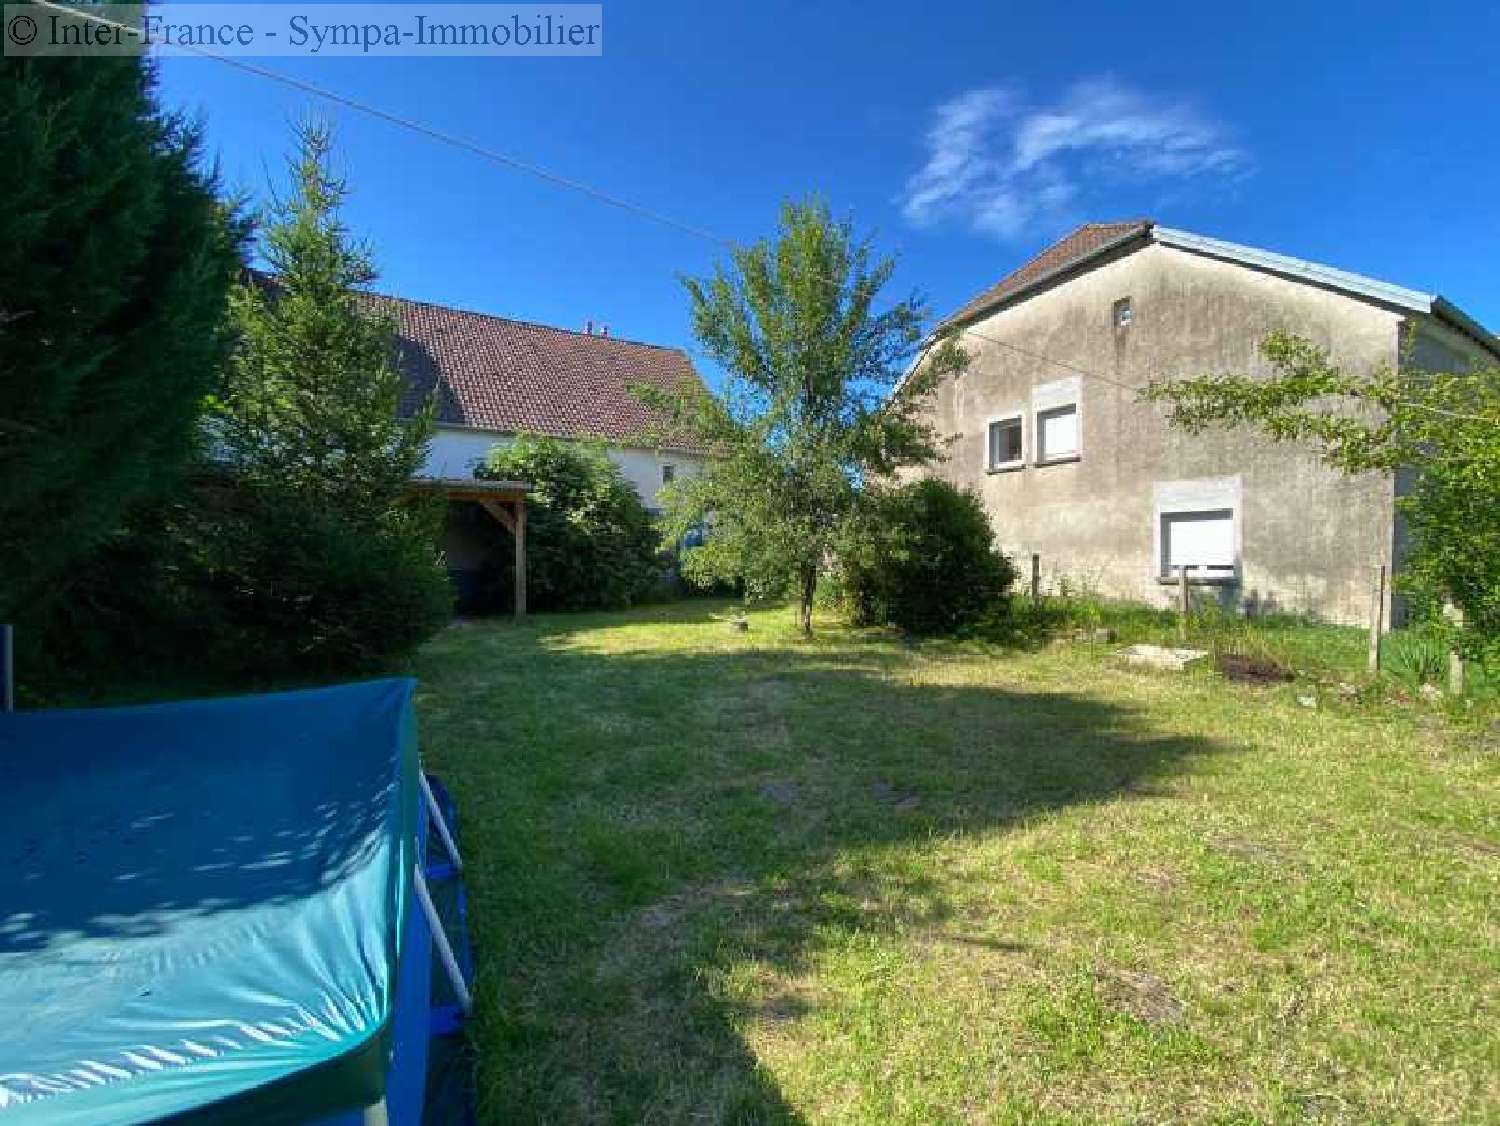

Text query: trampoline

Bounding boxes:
[0,678,474,1124]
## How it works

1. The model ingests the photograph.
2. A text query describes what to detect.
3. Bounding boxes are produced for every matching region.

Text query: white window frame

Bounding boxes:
[1035,402,1080,465]
[1031,377,1082,466]
[1152,476,1242,584]
[985,413,1025,472]
[1160,509,1237,580]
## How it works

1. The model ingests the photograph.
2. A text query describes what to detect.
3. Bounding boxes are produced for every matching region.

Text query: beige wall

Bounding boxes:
[909,242,1406,624]
[423,426,705,510]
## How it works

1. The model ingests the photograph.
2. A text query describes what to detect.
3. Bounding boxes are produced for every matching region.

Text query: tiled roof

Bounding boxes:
[379,294,709,452]
[939,220,1153,329]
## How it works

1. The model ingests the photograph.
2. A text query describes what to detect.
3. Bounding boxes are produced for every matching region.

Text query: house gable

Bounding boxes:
[909,225,1488,625]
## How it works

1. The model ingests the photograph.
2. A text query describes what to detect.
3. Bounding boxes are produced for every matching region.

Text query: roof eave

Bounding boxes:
[429,419,709,457]
[1152,226,1436,313]
[935,222,1154,335]
[1430,297,1500,360]
[1154,226,1499,361]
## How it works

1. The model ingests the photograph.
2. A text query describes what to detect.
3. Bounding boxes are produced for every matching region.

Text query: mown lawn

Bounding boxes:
[413,601,1498,1124]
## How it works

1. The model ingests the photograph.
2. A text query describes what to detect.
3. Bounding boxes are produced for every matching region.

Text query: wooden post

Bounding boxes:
[1030,553,1040,605]
[1178,566,1190,641]
[1,624,12,713]
[1367,563,1386,673]
[1445,600,1464,696]
[513,499,527,619]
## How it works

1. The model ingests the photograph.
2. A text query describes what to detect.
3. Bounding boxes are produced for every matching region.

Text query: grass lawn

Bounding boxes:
[413,600,1497,1124]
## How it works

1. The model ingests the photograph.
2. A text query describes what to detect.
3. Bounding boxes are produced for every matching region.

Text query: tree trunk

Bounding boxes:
[798,566,816,637]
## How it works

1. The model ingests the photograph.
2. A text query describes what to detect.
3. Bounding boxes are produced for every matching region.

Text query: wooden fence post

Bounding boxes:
[1030,553,1040,605]
[1178,566,1190,641]
[1367,563,1386,673]
[1445,600,1465,696]
[1,624,12,713]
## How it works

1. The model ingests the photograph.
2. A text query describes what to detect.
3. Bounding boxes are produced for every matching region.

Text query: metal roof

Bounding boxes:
[930,222,1498,359]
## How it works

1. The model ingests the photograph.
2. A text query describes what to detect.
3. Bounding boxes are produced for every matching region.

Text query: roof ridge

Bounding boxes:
[371,288,688,355]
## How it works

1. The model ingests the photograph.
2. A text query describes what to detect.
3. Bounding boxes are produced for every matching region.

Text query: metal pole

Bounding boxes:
[1367,564,1386,673]
[419,770,462,873]
[1,624,13,713]
[414,864,473,1014]
[1030,553,1040,605]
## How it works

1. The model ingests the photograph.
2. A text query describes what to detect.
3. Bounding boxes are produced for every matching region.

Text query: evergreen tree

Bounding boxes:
[203,120,450,672]
[216,120,432,506]
[0,45,246,625]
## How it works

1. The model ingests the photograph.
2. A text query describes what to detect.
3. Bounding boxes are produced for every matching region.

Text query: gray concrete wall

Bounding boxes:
[1388,317,1497,620]
[908,242,1407,624]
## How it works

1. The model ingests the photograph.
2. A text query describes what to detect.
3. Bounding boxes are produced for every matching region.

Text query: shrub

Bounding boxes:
[842,479,1015,634]
[183,483,452,675]
[478,436,661,611]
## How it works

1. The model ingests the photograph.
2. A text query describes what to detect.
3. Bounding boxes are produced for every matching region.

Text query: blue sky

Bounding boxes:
[157,0,1500,374]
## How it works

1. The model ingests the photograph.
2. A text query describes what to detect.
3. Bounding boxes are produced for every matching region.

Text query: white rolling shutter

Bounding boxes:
[1037,405,1078,461]
[1162,509,1235,574]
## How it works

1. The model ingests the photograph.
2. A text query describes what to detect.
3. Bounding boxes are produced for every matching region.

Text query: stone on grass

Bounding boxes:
[1118,644,1208,672]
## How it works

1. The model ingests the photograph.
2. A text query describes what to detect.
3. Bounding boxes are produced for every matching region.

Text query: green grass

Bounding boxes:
[412,601,1499,1124]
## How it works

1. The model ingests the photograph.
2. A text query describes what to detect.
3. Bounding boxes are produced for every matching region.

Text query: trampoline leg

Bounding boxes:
[414,863,473,1014]
[362,1099,389,1125]
[419,770,463,873]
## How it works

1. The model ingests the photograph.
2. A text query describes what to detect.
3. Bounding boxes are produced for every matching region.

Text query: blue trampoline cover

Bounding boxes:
[0,679,420,1125]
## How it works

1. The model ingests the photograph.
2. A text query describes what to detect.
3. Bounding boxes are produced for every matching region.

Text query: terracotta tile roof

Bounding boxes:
[377,294,709,452]
[939,220,1153,329]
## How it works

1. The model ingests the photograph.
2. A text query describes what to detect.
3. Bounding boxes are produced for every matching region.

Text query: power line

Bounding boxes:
[31,0,728,246]
[31,0,1143,396]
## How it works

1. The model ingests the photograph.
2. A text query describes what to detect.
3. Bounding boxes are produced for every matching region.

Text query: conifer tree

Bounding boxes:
[0,46,246,624]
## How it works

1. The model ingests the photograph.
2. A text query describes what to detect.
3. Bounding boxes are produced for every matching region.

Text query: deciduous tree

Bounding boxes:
[641,199,963,635]
[1142,331,1499,661]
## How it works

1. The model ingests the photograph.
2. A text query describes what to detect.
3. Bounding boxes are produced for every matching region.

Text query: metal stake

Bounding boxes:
[1367,563,1386,673]
[419,771,462,873]
[414,863,473,1014]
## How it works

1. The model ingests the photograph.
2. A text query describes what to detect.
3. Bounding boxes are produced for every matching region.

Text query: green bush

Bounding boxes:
[182,483,453,675]
[478,436,662,612]
[20,482,452,690]
[842,479,1015,634]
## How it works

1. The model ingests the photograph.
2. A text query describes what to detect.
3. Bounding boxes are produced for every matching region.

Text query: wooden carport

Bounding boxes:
[410,478,532,617]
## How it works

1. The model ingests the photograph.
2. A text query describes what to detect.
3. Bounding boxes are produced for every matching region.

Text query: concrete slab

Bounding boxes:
[1119,644,1209,671]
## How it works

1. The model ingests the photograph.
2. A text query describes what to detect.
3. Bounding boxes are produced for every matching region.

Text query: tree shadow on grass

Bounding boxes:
[416,608,1232,1124]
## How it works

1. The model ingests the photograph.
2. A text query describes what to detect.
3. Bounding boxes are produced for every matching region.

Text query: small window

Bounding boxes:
[987,416,1023,470]
[1161,509,1235,578]
[1113,297,1133,328]
[1036,404,1079,463]
[661,463,676,484]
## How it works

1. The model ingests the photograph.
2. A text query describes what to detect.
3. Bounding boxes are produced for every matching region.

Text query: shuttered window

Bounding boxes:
[1161,509,1235,576]
[1036,404,1079,462]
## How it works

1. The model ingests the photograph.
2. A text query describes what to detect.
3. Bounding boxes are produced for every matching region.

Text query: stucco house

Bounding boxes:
[905,220,1498,625]
[382,293,710,604]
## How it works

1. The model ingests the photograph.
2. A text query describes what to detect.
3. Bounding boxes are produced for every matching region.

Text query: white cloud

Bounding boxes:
[899,78,1247,240]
